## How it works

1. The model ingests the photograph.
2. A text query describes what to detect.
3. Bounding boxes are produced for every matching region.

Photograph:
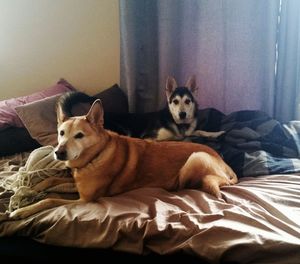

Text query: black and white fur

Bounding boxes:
[154,76,224,141]
[57,76,224,141]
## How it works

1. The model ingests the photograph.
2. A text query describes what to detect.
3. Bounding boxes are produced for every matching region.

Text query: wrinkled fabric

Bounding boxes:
[0,146,73,213]
[191,109,300,177]
[120,0,279,115]
[1,169,300,263]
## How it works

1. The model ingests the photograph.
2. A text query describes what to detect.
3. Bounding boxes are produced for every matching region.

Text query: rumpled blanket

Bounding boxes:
[192,109,300,177]
[0,146,76,218]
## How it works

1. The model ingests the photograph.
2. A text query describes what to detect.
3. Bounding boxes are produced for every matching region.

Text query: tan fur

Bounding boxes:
[10,100,238,219]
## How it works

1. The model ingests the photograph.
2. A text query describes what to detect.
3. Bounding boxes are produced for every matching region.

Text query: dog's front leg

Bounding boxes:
[33,177,74,192]
[192,130,225,138]
[155,128,181,141]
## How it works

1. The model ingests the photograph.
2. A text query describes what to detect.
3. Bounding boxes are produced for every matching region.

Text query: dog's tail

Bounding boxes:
[57,91,97,118]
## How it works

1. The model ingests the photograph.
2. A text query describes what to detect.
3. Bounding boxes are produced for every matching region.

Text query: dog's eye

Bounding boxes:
[173,99,179,105]
[74,132,84,139]
[60,130,64,136]
[185,99,191,105]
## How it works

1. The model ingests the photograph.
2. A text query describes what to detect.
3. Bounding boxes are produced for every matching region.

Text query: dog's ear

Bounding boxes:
[166,76,178,100]
[86,99,104,129]
[185,75,198,94]
[56,104,69,125]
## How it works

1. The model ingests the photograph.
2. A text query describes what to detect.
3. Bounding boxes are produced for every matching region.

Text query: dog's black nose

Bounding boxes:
[55,150,67,161]
[179,112,186,119]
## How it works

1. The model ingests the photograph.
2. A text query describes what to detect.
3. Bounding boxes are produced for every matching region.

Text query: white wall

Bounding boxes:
[0,0,120,100]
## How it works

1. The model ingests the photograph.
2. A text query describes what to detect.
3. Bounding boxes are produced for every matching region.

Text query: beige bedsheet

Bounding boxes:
[0,152,300,264]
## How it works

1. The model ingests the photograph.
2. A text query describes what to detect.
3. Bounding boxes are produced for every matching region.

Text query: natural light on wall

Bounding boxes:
[0,0,120,100]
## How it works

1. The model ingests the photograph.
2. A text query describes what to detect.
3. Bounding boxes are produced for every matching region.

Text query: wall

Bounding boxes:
[0,0,120,100]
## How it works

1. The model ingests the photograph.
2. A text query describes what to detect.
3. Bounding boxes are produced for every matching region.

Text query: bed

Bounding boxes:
[1,81,300,263]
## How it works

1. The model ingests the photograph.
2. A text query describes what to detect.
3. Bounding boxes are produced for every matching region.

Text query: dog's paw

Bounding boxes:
[192,130,226,138]
[9,210,22,220]
[213,130,226,138]
[9,208,32,220]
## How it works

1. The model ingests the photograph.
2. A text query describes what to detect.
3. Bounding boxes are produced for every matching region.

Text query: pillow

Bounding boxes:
[70,84,129,116]
[15,94,62,146]
[0,127,40,156]
[15,84,128,147]
[94,84,128,113]
[0,79,76,131]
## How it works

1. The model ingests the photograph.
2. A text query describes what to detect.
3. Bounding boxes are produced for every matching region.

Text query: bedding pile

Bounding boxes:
[0,146,76,220]
[193,109,300,177]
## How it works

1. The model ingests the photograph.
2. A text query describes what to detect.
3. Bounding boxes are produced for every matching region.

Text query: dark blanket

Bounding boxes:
[191,109,300,178]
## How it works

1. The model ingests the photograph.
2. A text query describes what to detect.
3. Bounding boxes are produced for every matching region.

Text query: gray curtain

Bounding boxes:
[275,0,300,122]
[120,0,279,116]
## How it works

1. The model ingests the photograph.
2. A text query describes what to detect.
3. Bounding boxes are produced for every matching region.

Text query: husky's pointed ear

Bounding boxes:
[86,99,104,129]
[56,103,69,125]
[185,75,198,94]
[166,76,178,100]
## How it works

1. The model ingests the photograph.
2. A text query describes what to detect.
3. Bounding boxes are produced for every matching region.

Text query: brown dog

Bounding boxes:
[10,99,237,218]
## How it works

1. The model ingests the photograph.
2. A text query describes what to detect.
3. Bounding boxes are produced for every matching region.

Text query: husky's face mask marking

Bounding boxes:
[165,76,198,125]
[168,92,196,124]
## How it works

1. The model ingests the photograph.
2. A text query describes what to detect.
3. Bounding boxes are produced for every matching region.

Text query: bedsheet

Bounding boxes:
[0,149,300,264]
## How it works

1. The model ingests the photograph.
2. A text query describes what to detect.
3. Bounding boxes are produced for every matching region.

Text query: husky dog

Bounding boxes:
[10,99,237,219]
[57,76,224,141]
[155,76,224,141]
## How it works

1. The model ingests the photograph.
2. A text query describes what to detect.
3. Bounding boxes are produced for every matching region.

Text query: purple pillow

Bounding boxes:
[0,79,76,130]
